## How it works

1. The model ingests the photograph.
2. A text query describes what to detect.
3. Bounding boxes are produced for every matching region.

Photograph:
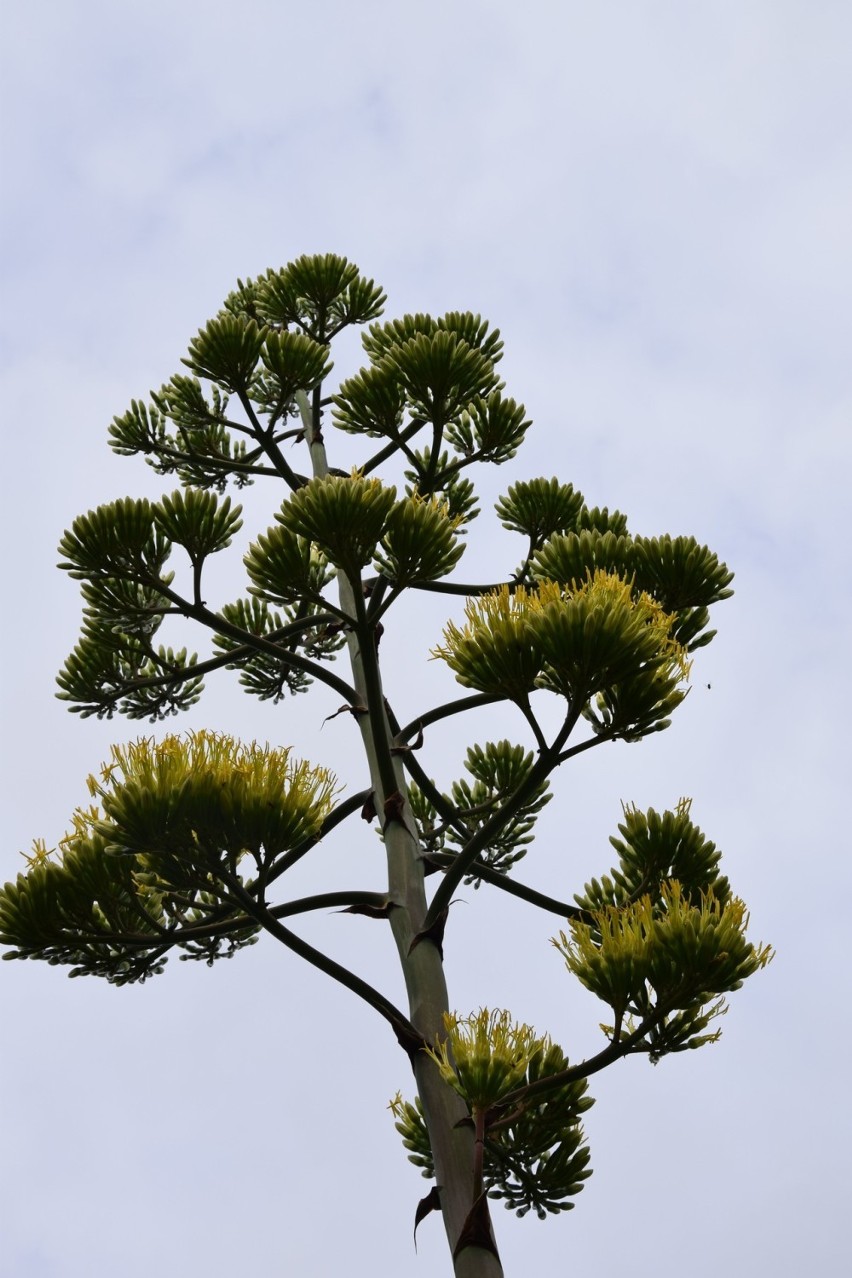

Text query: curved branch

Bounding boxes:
[425,852,587,922]
[264,789,373,885]
[395,748,472,846]
[148,438,280,481]
[150,579,362,706]
[77,888,390,952]
[360,419,427,477]
[392,693,503,746]
[421,707,583,933]
[556,733,616,765]
[100,610,342,700]
[223,876,420,1045]
[495,1003,676,1113]
[516,694,549,754]
[274,890,390,917]
[237,389,307,490]
[407,578,510,598]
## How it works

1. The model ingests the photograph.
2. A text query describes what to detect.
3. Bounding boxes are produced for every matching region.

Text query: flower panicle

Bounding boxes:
[432,571,692,710]
[425,1008,549,1109]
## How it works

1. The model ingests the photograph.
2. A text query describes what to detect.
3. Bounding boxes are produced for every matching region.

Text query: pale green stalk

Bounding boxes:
[297,392,503,1277]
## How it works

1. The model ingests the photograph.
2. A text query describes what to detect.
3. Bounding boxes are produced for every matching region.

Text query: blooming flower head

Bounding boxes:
[426,1008,547,1109]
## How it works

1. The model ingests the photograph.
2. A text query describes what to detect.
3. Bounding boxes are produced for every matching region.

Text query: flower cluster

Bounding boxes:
[435,572,690,726]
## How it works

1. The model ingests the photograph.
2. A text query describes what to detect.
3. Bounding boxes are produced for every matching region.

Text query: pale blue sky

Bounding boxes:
[2,3,850,1275]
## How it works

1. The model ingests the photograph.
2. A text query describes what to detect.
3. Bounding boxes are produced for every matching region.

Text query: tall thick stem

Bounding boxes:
[300,392,503,1277]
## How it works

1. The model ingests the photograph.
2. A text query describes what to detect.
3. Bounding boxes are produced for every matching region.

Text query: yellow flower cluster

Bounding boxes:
[434,572,691,706]
[85,729,339,864]
[556,880,773,1017]
[425,1008,548,1109]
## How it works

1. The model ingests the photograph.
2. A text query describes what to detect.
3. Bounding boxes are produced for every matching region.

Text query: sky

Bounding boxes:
[1,2,850,1275]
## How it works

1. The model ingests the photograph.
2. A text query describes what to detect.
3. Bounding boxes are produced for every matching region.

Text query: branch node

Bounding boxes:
[413,1185,442,1250]
[393,1018,429,1067]
[339,901,393,920]
[391,723,425,755]
[408,908,448,958]
[452,1191,500,1262]
[382,790,406,827]
[323,702,367,726]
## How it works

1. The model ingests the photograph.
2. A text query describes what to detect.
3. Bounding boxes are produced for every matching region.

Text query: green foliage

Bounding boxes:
[581,659,689,743]
[575,799,730,915]
[388,1093,434,1176]
[530,528,733,655]
[0,824,173,984]
[58,497,171,582]
[5,253,767,1269]
[427,1009,544,1109]
[392,1012,593,1219]
[154,489,243,563]
[334,314,506,502]
[374,493,465,585]
[278,472,397,573]
[110,255,385,493]
[183,313,267,394]
[91,731,336,865]
[245,524,335,606]
[55,492,252,718]
[557,881,772,1059]
[361,311,504,366]
[436,575,690,737]
[254,254,386,341]
[254,330,334,412]
[444,392,530,464]
[434,585,546,703]
[632,534,735,651]
[213,597,345,701]
[484,1038,593,1219]
[150,374,229,435]
[530,529,634,586]
[449,741,550,880]
[532,575,686,704]
[632,535,735,611]
[0,732,336,984]
[556,803,772,1061]
[56,625,203,720]
[577,506,629,536]
[332,363,407,438]
[409,741,552,883]
[78,576,169,639]
[109,396,169,459]
[383,331,500,426]
[111,387,256,492]
[494,477,586,545]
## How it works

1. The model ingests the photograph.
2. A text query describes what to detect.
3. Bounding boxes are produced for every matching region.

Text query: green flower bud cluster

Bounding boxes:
[247,472,464,591]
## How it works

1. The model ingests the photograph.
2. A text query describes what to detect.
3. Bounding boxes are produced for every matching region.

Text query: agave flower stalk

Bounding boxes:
[1,255,768,1278]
